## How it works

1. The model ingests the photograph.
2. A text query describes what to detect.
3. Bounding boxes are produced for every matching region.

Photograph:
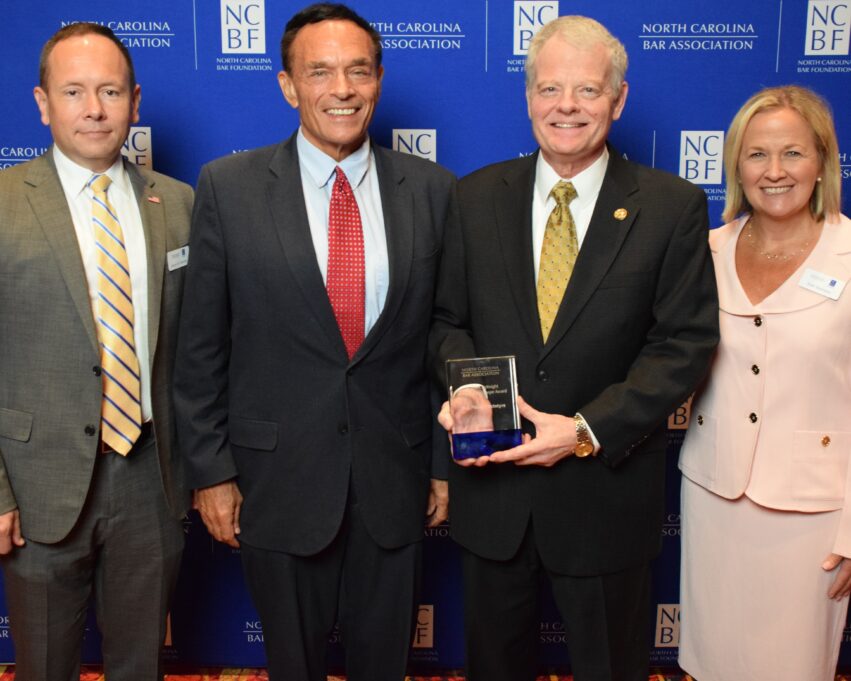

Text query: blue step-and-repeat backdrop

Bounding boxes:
[1,0,849,673]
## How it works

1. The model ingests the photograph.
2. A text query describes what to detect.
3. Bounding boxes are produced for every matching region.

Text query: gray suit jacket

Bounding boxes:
[0,151,193,543]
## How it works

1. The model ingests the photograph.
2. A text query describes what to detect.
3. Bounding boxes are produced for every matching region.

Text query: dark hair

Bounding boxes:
[39,22,136,90]
[280,3,382,72]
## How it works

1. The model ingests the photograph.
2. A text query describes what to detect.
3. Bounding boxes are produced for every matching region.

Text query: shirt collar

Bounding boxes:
[534,146,609,210]
[52,145,131,200]
[296,128,372,190]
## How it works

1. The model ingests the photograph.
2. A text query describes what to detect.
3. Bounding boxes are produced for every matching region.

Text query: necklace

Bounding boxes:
[743,218,814,263]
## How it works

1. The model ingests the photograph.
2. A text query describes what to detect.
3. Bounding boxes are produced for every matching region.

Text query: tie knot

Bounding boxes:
[550,180,577,207]
[333,166,351,192]
[90,174,112,196]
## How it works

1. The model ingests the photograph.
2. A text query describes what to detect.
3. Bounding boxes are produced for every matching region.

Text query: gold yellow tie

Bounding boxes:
[537,180,578,343]
[90,174,142,455]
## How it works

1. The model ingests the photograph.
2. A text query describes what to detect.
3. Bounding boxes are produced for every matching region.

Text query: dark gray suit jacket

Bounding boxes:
[174,134,456,555]
[430,148,719,575]
[0,152,193,543]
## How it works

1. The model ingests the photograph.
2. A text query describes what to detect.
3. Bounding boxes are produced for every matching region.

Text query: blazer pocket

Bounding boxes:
[0,408,33,443]
[230,416,278,452]
[791,430,849,502]
[597,270,656,290]
[678,411,717,485]
[401,418,432,449]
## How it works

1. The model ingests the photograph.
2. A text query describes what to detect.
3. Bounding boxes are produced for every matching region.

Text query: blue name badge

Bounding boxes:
[452,429,523,460]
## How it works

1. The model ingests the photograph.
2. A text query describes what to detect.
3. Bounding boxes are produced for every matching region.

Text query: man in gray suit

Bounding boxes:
[0,23,192,680]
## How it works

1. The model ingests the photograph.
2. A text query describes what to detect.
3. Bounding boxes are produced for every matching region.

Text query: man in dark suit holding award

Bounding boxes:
[0,23,192,680]
[174,4,453,680]
[430,16,718,681]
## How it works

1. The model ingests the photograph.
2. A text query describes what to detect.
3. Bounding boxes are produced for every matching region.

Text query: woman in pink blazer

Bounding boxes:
[678,86,850,681]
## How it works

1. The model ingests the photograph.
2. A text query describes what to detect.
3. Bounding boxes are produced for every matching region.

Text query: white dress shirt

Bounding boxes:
[53,146,152,421]
[296,129,389,335]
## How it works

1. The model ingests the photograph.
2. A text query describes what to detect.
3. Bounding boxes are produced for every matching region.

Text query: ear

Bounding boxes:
[131,84,141,124]
[33,86,50,126]
[278,71,299,109]
[611,81,629,121]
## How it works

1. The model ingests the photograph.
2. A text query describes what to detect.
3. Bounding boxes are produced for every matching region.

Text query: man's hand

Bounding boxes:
[488,396,576,467]
[823,553,851,600]
[438,400,492,467]
[426,478,449,527]
[0,509,25,555]
[193,480,243,548]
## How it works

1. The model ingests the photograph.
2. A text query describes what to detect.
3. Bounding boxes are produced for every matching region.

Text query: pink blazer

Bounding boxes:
[679,213,851,555]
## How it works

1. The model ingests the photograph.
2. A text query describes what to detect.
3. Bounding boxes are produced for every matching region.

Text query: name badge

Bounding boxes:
[167,246,189,271]
[798,267,846,300]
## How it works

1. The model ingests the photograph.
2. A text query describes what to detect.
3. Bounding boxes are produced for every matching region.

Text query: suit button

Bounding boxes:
[85,424,97,436]
[92,366,102,376]
[754,316,763,327]
[346,369,354,377]
[536,369,549,382]
[751,365,760,375]
[338,424,349,435]
[749,413,758,423]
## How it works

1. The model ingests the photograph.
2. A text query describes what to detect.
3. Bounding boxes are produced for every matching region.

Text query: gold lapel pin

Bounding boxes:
[613,208,628,221]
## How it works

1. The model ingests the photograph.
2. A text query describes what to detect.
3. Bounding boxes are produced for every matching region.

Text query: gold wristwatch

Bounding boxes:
[574,414,595,458]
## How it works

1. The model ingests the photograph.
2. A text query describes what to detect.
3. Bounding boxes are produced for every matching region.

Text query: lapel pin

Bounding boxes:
[613,208,628,221]
[147,196,161,204]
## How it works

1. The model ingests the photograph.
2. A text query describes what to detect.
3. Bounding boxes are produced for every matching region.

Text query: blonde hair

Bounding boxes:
[722,85,841,223]
[525,15,627,95]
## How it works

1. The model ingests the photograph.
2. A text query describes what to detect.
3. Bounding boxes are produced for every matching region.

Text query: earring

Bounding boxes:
[817,177,822,183]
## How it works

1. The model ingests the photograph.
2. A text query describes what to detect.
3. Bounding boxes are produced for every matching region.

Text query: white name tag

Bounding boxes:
[798,267,846,300]
[167,246,189,271]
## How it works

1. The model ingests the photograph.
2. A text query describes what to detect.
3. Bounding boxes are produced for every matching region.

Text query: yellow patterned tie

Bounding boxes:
[537,180,578,342]
[90,174,141,455]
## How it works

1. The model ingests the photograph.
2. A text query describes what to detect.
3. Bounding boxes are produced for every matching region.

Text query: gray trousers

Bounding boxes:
[2,438,184,681]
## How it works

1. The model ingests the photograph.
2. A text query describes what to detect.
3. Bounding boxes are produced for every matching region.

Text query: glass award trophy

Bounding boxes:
[445,355,522,460]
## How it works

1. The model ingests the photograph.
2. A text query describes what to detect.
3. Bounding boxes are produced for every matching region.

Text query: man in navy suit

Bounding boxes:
[175,4,454,680]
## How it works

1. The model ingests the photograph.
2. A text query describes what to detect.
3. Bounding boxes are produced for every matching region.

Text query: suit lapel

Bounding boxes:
[266,136,348,356]
[357,146,413,360]
[542,150,640,357]
[495,154,543,350]
[128,162,166,363]
[24,153,99,353]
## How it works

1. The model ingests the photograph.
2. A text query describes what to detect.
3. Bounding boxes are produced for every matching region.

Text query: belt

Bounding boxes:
[99,421,154,455]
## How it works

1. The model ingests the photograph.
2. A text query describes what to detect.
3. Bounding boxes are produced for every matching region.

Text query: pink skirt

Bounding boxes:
[679,476,849,681]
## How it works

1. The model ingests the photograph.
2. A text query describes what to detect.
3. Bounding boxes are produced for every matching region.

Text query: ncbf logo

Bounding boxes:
[514,2,559,55]
[412,604,434,648]
[679,131,724,185]
[806,0,850,55]
[655,604,680,648]
[121,127,152,167]
[393,129,437,162]
[221,0,266,54]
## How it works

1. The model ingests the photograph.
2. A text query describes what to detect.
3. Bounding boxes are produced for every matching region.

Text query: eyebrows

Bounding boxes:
[304,56,374,70]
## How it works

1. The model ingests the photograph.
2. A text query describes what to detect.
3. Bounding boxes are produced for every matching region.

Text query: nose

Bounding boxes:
[330,70,355,99]
[83,91,106,119]
[765,154,787,181]
[556,89,579,114]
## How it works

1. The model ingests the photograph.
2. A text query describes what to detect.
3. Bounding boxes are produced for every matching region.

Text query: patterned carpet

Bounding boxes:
[0,671,848,681]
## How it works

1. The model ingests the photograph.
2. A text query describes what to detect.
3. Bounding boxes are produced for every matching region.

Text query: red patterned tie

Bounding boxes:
[327,166,365,359]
